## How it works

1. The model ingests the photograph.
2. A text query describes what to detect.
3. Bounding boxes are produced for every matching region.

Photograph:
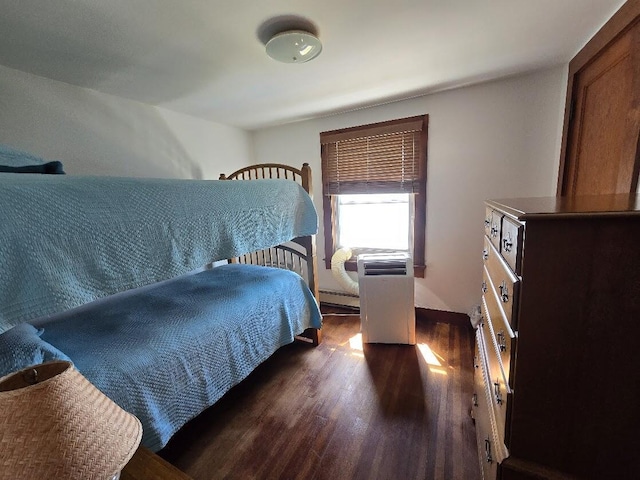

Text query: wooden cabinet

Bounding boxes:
[473,194,640,479]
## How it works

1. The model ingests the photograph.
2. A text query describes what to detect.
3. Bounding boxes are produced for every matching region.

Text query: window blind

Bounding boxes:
[320,115,427,195]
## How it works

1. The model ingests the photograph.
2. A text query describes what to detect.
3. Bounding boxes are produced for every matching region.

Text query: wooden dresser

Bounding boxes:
[472,194,640,480]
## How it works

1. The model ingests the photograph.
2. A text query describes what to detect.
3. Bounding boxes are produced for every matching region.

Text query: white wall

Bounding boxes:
[0,65,252,179]
[0,62,567,314]
[252,66,568,314]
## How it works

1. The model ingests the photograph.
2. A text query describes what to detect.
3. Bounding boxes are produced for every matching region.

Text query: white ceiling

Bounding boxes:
[0,0,625,130]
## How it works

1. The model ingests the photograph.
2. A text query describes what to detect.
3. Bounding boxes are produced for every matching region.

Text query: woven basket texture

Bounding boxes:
[0,361,142,480]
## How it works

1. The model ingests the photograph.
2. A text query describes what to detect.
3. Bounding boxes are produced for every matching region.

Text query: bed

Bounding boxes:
[0,149,322,452]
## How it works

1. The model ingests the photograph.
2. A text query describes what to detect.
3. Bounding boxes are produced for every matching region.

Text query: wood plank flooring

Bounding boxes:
[159,309,481,480]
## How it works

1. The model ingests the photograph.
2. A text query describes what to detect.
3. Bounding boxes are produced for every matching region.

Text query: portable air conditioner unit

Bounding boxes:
[357,252,415,345]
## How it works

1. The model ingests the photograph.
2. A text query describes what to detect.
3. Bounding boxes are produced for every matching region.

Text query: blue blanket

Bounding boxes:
[0,264,322,451]
[0,174,317,333]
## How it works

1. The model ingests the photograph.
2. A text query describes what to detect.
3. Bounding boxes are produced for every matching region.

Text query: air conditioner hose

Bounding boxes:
[331,247,359,295]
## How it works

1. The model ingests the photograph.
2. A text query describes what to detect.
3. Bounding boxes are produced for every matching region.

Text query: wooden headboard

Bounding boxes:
[220,162,312,196]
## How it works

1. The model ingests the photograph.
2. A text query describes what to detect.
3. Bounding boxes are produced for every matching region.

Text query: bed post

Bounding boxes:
[299,163,322,346]
[297,235,321,346]
[301,163,312,196]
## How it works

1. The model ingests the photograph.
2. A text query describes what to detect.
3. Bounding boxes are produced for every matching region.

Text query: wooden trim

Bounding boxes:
[413,115,428,271]
[556,75,575,196]
[294,235,321,347]
[301,162,312,196]
[413,264,426,278]
[557,0,640,195]
[322,194,427,278]
[320,115,426,143]
[322,194,336,271]
[634,127,640,194]
[320,115,428,279]
[220,162,305,182]
[569,0,640,75]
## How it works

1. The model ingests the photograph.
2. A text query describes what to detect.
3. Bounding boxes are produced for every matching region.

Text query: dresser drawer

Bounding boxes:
[487,209,503,252]
[480,299,510,444]
[482,270,516,388]
[483,239,520,329]
[484,206,493,238]
[474,332,500,480]
[500,216,523,275]
[484,207,493,237]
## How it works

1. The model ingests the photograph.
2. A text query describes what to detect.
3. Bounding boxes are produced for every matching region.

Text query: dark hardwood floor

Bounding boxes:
[159,308,481,480]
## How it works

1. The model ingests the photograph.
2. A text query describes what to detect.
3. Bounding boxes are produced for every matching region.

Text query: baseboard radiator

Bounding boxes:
[319,289,360,309]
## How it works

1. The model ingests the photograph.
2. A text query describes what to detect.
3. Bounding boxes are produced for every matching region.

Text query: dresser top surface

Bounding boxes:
[487,194,640,221]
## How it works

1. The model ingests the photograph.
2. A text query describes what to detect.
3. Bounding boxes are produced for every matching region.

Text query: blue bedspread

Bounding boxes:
[0,174,317,333]
[16,264,321,452]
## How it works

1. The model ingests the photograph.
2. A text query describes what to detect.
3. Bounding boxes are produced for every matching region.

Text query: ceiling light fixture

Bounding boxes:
[265,30,322,63]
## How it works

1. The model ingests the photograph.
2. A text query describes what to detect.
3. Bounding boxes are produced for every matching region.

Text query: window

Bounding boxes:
[336,193,411,250]
[320,115,428,277]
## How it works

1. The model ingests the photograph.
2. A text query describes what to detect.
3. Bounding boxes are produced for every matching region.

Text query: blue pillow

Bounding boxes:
[0,161,65,174]
[0,323,72,378]
[0,143,65,174]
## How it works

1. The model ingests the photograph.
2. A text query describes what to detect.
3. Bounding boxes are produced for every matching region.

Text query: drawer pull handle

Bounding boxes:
[502,235,513,253]
[472,393,478,407]
[484,218,491,228]
[496,331,507,352]
[494,381,503,405]
[499,281,509,302]
[485,438,493,463]
[481,281,487,294]
[490,225,499,238]
[482,248,489,261]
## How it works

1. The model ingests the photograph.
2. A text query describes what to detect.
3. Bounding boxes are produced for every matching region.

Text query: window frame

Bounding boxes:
[320,115,428,278]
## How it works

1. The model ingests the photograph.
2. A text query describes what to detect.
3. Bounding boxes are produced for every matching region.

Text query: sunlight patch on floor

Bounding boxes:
[418,343,448,375]
[337,333,365,357]
[428,366,448,375]
[418,343,441,366]
[349,333,363,351]
[347,333,364,357]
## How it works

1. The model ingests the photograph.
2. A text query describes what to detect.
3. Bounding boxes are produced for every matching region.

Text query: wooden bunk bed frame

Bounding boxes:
[220,163,321,345]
